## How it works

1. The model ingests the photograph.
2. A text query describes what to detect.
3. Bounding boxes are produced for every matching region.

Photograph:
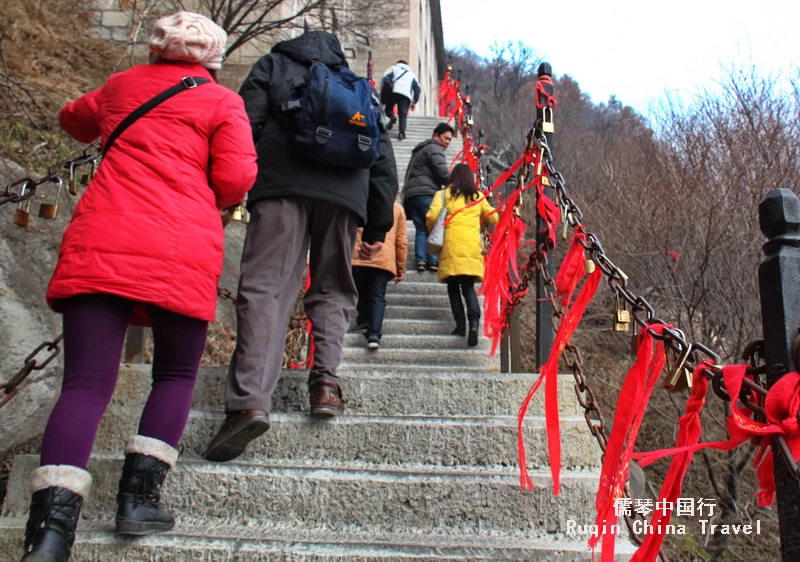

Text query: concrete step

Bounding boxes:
[112,366,583,418]
[384,293,481,308]
[344,333,489,350]
[342,347,495,368]
[4,456,603,535]
[89,408,599,468]
[386,281,456,295]
[0,519,637,560]
[381,305,453,321]
[375,317,470,335]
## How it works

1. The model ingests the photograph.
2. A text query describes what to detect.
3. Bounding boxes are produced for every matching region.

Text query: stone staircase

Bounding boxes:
[0,115,634,560]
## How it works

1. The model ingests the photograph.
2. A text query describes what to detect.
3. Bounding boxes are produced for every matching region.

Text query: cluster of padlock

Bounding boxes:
[2,141,102,229]
[230,204,249,224]
[537,125,717,396]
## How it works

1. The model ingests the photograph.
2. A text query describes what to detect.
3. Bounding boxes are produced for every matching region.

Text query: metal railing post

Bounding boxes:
[535,62,555,368]
[758,188,800,560]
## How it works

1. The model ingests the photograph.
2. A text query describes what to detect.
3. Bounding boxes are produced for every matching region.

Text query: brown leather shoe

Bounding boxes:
[203,409,269,462]
[309,380,345,417]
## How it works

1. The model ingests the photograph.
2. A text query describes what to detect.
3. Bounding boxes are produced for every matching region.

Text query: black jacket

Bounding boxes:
[239,31,396,242]
[402,138,449,201]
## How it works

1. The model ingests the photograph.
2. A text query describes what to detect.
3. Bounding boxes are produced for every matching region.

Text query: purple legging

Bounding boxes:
[40,294,208,468]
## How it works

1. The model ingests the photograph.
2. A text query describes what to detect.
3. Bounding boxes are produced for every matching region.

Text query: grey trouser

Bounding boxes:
[225,196,359,414]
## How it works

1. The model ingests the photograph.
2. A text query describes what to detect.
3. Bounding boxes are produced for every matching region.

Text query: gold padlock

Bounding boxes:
[80,160,97,187]
[541,175,551,187]
[584,259,596,275]
[562,212,571,240]
[231,205,243,222]
[14,184,32,228]
[541,106,555,134]
[662,343,693,392]
[68,163,78,195]
[38,178,63,219]
[613,294,630,333]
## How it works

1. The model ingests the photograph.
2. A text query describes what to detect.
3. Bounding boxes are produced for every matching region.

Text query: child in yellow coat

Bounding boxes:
[426,164,498,346]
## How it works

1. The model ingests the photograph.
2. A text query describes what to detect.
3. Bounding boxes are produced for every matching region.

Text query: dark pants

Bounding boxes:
[353,267,394,338]
[446,275,481,329]
[404,194,438,265]
[225,196,359,414]
[385,93,411,135]
[40,294,208,468]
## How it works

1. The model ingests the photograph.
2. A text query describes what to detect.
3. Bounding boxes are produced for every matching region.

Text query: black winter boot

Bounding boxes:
[115,435,178,536]
[22,465,91,562]
[468,320,480,347]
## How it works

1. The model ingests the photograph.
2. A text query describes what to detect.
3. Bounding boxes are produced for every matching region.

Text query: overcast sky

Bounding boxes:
[440,0,800,114]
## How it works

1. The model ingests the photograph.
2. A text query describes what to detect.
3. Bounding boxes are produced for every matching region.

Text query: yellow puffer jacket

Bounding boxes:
[425,187,498,282]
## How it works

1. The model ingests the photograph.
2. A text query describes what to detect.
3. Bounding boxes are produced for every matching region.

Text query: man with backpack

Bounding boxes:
[204,30,397,463]
[381,60,420,140]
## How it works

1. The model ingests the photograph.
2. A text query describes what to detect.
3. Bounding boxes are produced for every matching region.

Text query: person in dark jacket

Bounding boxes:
[204,31,397,463]
[403,122,454,272]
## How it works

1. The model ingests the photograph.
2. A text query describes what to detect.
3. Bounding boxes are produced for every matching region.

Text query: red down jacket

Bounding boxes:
[47,60,257,324]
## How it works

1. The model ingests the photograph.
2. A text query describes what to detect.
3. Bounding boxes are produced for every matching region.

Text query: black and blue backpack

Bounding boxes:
[280,61,382,169]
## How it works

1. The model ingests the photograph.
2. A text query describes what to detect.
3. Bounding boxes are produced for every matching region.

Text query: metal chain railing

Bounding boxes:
[0,333,64,408]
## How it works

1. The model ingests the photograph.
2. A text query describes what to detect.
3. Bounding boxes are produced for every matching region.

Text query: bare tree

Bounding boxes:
[166,0,407,57]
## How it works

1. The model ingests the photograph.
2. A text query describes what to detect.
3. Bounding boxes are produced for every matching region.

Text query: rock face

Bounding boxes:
[0,157,247,456]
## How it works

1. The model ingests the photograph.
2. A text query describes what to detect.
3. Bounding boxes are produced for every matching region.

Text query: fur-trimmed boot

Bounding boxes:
[115,435,178,536]
[21,465,92,562]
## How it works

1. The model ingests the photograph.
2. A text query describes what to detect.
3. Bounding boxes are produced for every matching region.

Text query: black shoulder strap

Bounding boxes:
[393,69,409,83]
[103,76,210,157]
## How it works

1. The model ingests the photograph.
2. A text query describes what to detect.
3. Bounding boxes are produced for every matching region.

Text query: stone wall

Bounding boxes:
[86,0,444,113]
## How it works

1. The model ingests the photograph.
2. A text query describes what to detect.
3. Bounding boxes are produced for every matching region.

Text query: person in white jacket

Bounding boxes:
[382,60,421,140]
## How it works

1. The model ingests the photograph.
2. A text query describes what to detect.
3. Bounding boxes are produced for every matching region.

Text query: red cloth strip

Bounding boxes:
[627,364,709,562]
[589,326,669,561]
[288,269,314,369]
[518,267,602,493]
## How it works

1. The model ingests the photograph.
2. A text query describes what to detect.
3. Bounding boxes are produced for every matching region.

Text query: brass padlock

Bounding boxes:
[662,343,693,392]
[14,183,32,228]
[231,205,243,222]
[68,163,78,195]
[613,294,630,333]
[541,106,555,134]
[562,212,571,240]
[584,259,596,275]
[38,178,63,219]
[80,160,97,187]
[541,175,551,187]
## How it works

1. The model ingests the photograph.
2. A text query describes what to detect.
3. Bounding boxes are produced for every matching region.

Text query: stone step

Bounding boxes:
[341,347,495,368]
[4,456,603,535]
[373,317,474,335]
[0,519,637,561]
[384,293,481,308]
[380,305,452,321]
[90,407,599,468]
[343,333,490,350]
[112,366,583,418]
[386,281,460,295]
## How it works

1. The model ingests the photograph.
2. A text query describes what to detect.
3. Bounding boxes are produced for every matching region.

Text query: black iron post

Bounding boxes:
[758,188,800,561]
[535,62,555,368]
[367,50,373,84]
[123,326,147,364]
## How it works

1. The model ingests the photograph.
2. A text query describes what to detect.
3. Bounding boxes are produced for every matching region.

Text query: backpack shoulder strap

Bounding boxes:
[103,76,210,157]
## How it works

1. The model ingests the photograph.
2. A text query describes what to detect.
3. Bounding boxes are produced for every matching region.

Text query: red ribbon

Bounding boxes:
[518,265,602,494]
[555,230,588,307]
[536,75,557,109]
[589,325,669,561]
[633,365,800,507]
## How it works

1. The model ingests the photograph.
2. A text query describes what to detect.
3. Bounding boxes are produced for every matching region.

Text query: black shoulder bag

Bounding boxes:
[102,76,209,156]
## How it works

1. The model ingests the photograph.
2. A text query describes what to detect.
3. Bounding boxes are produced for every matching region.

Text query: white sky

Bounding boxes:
[440,0,800,114]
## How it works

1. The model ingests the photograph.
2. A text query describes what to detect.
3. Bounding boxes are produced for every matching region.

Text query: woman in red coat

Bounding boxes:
[20,12,257,562]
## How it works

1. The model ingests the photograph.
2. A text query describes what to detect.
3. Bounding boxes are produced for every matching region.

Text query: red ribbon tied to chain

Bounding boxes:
[289,268,314,369]
[589,325,670,561]
[517,233,601,495]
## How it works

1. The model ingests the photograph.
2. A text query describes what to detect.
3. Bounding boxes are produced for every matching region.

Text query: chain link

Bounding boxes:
[0,333,64,408]
[0,141,101,208]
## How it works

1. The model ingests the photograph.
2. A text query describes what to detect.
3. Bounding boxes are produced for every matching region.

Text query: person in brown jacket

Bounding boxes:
[351,202,408,349]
